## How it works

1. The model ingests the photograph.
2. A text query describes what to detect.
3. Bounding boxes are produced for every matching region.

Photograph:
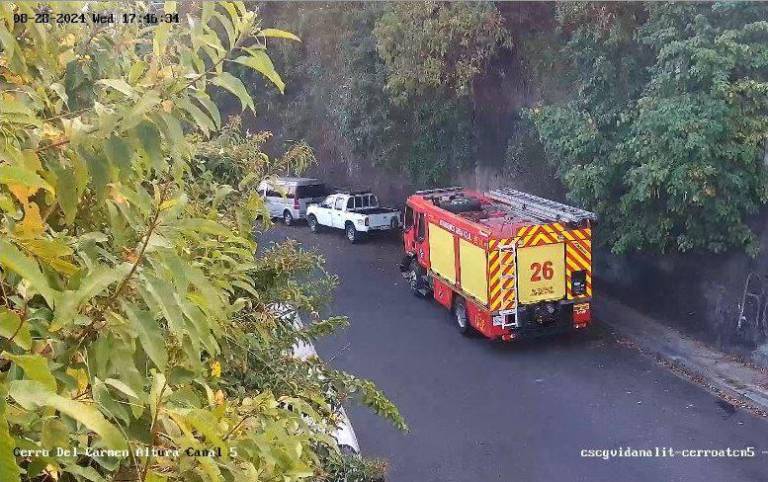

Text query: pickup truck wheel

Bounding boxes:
[308,215,321,233]
[283,210,294,226]
[453,298,472,336]
[345,223,361,243]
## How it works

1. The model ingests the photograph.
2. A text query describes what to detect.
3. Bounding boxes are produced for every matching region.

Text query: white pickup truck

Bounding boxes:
[306,192,401,243]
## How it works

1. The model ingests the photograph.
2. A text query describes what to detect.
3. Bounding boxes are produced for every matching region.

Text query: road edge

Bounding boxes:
[594,296,768,417]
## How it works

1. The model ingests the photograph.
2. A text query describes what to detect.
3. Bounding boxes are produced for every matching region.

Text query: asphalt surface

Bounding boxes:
[262,224,768,482]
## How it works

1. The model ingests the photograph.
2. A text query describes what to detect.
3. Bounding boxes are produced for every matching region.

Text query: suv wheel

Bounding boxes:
[453,298,471,336]
[283,210,294,226]
[308,215,321,233]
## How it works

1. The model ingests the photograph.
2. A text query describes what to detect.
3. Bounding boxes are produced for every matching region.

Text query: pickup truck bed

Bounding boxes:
[356,207,398,215]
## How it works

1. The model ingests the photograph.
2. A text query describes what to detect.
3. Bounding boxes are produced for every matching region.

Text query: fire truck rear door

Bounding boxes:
[517,242,566,304]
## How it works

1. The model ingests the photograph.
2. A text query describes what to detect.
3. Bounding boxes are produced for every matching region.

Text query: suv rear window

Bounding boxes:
[295,184,328,199]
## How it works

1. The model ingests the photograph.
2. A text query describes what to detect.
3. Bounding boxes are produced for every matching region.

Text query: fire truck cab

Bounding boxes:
[400,187,596,341]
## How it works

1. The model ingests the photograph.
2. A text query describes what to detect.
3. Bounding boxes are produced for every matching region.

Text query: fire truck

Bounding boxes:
[400,187,596,341]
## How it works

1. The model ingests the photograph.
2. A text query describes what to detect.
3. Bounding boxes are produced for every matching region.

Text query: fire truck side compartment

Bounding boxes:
[428,223,456,284]
[458,239,488,305]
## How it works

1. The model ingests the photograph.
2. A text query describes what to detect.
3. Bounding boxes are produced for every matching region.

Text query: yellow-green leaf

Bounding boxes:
[3,353,56,391]
[79,145,110,203]
[212,12,235,49]
[128,61,147,84]
[123,92,161,130]
[0,98,40,127]
[134,121,164,171]
[153,23,171,58]
[176,218,232,237]
[103,134,134,179]
[63,464,108,482]
[149,371,167,421]
[51,264,129,332]
[210,71,255,111]
[9,380,128,451]
[96,78,136,98]
[0,239,55,305]
[194,93,221,129]
[234,51,285,94]
[0,308,31,350]
[123,302,167,371]
[155,112,186,159]
[258,28,301,42]
[0,387,21,482]
[41,418,69,451]
[104,378,139,400]
[177,97,215,136]
[17,238,77,275]
[143,274,186,336]
[0,164,54,193]
[55,166,79,224]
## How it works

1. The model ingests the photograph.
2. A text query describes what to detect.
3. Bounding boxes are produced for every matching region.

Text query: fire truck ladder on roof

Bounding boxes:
[415,187,464,196]
[487,188,597,224]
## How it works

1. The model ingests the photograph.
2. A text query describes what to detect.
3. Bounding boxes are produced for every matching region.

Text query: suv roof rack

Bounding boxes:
[333,188,372,195]
[487,188,597,224]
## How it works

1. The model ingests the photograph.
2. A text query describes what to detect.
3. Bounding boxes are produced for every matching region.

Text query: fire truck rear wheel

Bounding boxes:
[453,298,472,336]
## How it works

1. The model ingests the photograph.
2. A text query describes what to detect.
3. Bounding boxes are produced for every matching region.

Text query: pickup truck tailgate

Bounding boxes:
[367,212,399,229]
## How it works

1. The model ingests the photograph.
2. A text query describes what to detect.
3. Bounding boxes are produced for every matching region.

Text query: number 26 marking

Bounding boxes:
[530,261,554,281]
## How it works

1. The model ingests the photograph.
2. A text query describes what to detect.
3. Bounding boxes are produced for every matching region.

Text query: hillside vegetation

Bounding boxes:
[248,2,768,255]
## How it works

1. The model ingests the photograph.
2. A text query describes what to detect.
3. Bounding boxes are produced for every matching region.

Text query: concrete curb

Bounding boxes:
[594,296,768,416]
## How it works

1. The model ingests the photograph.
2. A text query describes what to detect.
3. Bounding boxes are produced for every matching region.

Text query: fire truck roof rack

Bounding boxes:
[487,188,597,224]
[415,186,464,196]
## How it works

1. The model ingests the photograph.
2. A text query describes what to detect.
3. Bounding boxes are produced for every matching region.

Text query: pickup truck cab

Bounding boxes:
[306,192,401,243]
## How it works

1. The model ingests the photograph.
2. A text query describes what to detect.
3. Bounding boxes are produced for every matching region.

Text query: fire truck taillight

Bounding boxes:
[571,270,587,296]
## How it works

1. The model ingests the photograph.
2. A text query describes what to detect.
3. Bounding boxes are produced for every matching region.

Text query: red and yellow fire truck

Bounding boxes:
[400,187,596,341]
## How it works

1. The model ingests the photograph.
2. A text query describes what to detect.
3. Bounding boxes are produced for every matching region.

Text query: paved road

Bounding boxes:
[262,224,768,482]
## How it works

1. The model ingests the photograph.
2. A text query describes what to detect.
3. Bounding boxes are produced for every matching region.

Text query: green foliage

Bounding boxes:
[404,98,473,187]
[374,2,511,102]
[223,2,768,254]
[195,116,316,193]
[532,3,768,254]
[173,2,768,256]
[240,3,483,188]
[0,2,403,482]
[321,453,386,482]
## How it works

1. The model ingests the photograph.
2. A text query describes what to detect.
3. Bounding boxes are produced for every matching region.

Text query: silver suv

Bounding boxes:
[257,177,329,225]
